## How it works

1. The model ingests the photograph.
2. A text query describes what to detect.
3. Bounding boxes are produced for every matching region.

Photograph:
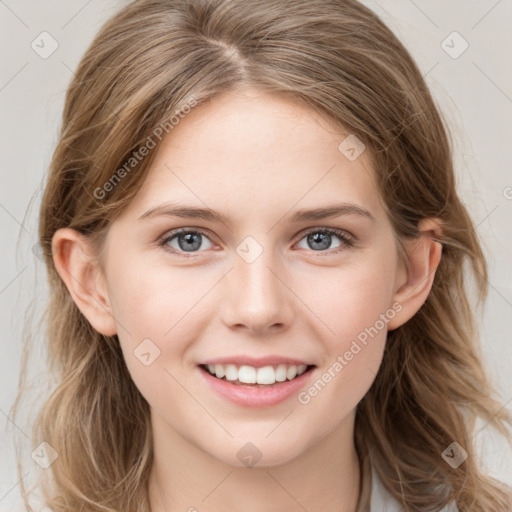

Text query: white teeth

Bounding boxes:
[238,365,256,384]
[275,364,287,382]
[225,364,238,381]
[214,364,225,379]
[203,362,310,384]
[286,366,297,380]
[256,366,276,385]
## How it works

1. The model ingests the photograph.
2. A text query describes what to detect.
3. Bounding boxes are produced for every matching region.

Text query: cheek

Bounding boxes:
[298,252,397,345]
[108,260,215,339]
[292,253,395,408]
[106,262,207,393]
[296,271,392,418]
[296,339,384,435]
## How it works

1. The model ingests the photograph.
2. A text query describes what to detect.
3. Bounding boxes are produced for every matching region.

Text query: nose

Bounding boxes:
[221,244,294,334]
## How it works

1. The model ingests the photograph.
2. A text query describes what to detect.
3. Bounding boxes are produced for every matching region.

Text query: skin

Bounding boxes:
[53,86,442,512]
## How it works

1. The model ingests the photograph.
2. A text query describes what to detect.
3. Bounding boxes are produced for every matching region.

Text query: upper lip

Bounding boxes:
[199,356,315,368]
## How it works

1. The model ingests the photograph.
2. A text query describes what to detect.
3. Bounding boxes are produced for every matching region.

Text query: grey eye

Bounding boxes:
[166,231,213,252]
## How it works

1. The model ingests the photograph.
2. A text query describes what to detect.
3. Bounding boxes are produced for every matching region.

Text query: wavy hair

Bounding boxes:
[13,0,511,510]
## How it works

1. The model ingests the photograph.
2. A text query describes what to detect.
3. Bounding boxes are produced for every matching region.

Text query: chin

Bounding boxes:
[209,437,309,469]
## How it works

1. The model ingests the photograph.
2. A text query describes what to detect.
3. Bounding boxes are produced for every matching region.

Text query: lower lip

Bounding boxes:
[197,366,316,408]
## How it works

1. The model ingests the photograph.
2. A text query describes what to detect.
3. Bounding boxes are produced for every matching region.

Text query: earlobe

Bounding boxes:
[387,218,443,331]
[51,228,117,336]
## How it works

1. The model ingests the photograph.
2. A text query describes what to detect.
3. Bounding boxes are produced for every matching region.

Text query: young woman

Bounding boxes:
[14,0,511,510]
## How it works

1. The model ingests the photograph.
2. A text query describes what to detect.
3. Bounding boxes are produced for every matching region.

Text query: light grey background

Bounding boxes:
[1,1,511,510]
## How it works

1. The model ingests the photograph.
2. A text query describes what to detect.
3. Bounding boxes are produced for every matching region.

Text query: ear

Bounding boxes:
[387,218,443,331]
[51,228,117,336]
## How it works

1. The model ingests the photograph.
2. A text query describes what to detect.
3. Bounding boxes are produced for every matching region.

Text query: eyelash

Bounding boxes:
[158,227,355,258]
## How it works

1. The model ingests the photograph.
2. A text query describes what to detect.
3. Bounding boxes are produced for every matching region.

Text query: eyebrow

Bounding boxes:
[137,202,375,224]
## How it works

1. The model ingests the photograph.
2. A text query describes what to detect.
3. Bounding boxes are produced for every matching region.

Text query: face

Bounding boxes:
[98,87,405,466]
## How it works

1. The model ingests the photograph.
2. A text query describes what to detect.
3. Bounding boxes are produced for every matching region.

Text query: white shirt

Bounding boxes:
[370,464,459,511]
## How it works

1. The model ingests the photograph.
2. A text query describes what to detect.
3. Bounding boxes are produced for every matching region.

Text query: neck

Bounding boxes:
[148,409,361,512]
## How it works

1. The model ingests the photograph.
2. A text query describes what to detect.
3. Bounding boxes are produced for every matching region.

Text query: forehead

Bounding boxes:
[120,88,385,224]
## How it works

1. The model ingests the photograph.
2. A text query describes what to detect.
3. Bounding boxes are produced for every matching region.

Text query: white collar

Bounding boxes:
[370,465,459,511]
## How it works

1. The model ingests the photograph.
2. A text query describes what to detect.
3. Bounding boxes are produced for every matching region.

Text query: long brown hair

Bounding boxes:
[13,0,511,510]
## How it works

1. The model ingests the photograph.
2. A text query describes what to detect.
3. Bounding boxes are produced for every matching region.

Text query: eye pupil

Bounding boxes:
[308,232,331,251]
[178,232,202,251]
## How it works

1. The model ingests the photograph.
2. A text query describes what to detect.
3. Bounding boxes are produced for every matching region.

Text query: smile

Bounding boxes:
[200,363,313,387]
[197,362,317,407]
